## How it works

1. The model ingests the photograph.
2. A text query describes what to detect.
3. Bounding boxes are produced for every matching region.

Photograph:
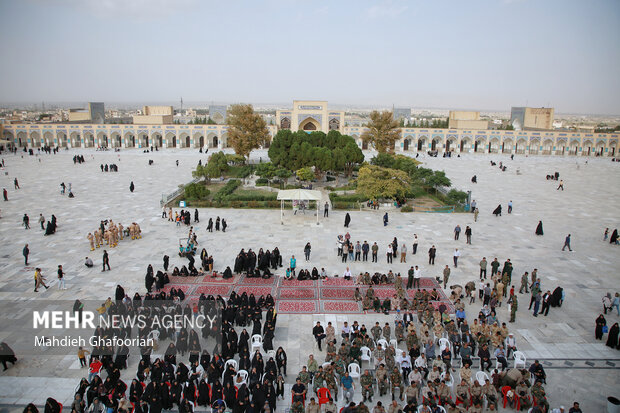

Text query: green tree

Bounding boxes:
[361,111,401,153]
[184,182,210,200]
[193,151,229,183]
[255,162,277,179]
[296,167,315,182]
[227,104,270,160]
[426,170,451,193]
[356,165,411,200]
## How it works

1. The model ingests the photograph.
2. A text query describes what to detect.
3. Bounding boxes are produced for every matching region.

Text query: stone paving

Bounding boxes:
[0,149,619,412]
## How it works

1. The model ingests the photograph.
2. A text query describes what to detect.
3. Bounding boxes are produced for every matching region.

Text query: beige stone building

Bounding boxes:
[68,102,105,124]
[133,106,174,125]
[448,111,489,129]
[276,100,345,133]
[511,107,554,130]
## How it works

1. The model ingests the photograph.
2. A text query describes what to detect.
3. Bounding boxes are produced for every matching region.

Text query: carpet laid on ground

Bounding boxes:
[162,276,453,314]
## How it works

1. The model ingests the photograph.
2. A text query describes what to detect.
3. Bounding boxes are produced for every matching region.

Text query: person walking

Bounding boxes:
[2,188,7,201]
[562,234,572,251]
[129,181,135,193]
[453,249,460,268]
[454,225,461,240]
[102,250,110,272]
[557,180,564,190]
[304,243,311,261]
[428,245,436,265]
[23,214,30,229]
[412,235,418,255]
[465,226,472,244]
[474,208,479,222]
[443,265,450,289]
[383,212,389,227]
[14,178,19,189]
[324,202,329,217]
[344,213,351,228]
[507,200,513,214]
[57,265,66,289]
[194,208,199,223]
[39,214,45,230]
[509,294,518,322]
[23,244,29,265]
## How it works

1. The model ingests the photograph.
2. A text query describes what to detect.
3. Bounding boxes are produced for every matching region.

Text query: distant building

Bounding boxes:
[510,107,554,130]
[448,111,489,129]
[209,105,227,124]
[393,108,411,121]
[68,102,105,124]
[133,106,173,125]
[276,100,344,133]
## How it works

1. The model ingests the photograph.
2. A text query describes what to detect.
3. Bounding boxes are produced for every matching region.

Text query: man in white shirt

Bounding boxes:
[412,235,418,255]
[396,351,412,380]
[453,248,461,268]
[505,333,517,358]
[413,266,421,289]
[343,267,352,280]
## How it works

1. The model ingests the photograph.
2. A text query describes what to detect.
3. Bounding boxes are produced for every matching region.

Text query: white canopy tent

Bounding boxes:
[276,189,323,225]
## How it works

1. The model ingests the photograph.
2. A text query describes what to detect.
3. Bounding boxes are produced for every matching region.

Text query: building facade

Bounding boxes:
[511,107,554,130]
[3,123,617,157]
[276,100,345,133]
[448,111,489,130]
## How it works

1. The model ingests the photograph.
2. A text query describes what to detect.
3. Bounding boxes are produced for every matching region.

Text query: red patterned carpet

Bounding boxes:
[163,276,453,314]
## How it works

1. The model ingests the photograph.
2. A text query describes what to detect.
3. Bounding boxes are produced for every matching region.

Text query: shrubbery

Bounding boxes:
[401,205,413,212]
[213,179,242,201]
[184,183,210,200]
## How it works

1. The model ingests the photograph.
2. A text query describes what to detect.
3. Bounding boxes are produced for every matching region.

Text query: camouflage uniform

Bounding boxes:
[383,325,391,341]
[390,368,403,400]
[371,325,382,342]
[376,366,389,396]
[360,372,374,402]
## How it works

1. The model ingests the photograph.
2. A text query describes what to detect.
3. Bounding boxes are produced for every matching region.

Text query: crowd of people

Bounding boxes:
[87,220,141,251]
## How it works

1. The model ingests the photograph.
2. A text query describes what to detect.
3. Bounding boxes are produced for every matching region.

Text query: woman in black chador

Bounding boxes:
[492,204,502,217]
[535,221,544,235]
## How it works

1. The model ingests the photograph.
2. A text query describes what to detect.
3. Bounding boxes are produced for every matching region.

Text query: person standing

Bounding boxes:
[557,180,564,191]
[290,255,297,277]
[541,291,552,316]
[304,243,312,261]
[39,214,45,230]
[14,178,19,189]
[413,266,421,289]
[400,244,407,263]
[454,225,461,240]
[383,212,389,227]
[23,244,29,265]
[507,200,513,214]
[428,245,436,265]
[595,314,607,340]
[479,257,487,279]
[386,243,393,264]
[129,181,135,193]
[465,226,472,244]
[324,202,329,218]
[23,214,30,229]
[371,242,378,263]
[344,213,351,228]
[535,221,544,235]
[533,291,542,317]
[57,265,66,290]
[443,265,450,289]
[509,294,518,322]
[194,209,199,223]
[470,199,477,213]
[412,235,418,255]
[453,249,460,268]
[407,266,414,289]
[562,234,572,251]
[474,208,479,222]
[102,250,110,272]
[3,188,7,201]
[355,241,361,261]
[362,241,369,261]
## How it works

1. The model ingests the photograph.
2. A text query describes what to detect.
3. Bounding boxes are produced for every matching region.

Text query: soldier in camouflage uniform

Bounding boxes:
[291,400,304,413]
[360,369,374,402]
[298,366,311,387]
[406,331,419,351]
[349,343,362,366]
[376,364,389,396]
[313,367,325,395]
[531,381,549,412]
[362,334,375,350]
[371,322,382,342]
[338,343,349,364]
[357,401,370,413]
[373,344,386,368]
[385,345,396,371]
[383,323,391,341]
[324,365,338,402]
[390,367,404,401]
[395,321,405,343]
[509,294,518,322]
[326,340,336,362]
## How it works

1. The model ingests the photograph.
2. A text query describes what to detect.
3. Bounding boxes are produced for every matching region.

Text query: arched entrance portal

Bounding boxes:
[17,131,27,147]
[460,139,470,153]
[299,118,320,131]
[403,139,410,151]
[70,132,81,148]
[417,136,427,151]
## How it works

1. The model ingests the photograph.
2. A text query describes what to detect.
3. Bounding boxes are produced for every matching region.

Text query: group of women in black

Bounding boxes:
[233,247,283,278]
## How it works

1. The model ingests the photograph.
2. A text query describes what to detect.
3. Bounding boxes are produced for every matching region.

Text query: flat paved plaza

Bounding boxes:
[0,149,619,412]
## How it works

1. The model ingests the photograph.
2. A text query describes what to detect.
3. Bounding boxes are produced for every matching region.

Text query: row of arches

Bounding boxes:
[2,130,227,150]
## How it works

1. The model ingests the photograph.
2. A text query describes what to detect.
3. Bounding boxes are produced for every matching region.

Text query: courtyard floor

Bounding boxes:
[0,149,618,412]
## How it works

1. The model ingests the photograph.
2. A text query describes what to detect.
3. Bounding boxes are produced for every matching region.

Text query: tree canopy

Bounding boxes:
[268,130,363,177]
[356,165,411,200]
[361,111,401,153]
[227,104,270,160]
[193,151,229,183]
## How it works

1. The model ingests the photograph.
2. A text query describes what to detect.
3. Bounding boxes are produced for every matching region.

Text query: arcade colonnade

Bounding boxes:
[2,124,618,157]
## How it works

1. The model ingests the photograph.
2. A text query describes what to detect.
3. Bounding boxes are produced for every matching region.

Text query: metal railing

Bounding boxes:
[160,178,200,207]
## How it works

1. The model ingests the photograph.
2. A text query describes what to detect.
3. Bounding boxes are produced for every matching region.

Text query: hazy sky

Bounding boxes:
[1,0,619,114]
